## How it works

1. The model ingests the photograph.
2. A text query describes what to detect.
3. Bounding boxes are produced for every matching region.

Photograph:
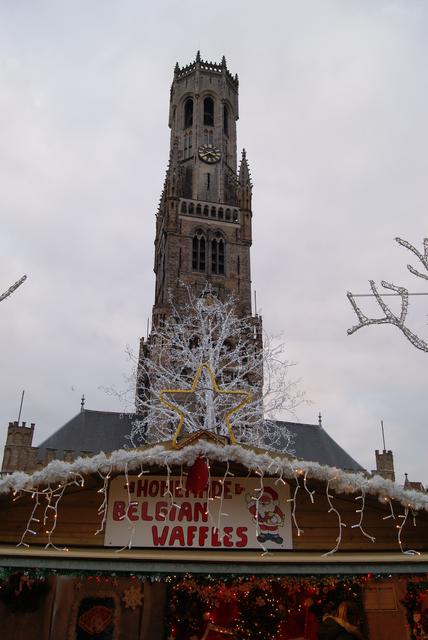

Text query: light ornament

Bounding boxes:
[347,236,428,353]
[351,490,376,543]
[0,274,27,304]
[322,478,347,557]
[396,506,420,556]
[159,362,252,447]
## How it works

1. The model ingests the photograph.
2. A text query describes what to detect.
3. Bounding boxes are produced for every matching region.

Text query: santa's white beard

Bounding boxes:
[258,502,274,516]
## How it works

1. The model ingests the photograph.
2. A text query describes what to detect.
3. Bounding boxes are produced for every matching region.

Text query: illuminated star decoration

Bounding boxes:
[159,362,252,448]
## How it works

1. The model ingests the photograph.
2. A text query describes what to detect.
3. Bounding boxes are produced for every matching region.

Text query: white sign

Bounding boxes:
[105,475,293,550]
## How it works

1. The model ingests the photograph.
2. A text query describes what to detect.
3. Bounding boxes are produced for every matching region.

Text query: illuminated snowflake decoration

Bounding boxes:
[122,584,144,610]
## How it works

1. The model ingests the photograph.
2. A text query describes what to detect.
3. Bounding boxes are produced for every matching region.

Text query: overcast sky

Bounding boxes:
[1,1,427,483]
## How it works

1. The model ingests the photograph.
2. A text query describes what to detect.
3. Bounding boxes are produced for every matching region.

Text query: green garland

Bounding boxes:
[0,566,397,582]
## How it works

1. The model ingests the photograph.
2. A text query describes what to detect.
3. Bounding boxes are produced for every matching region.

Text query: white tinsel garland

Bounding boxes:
[1,441,427,513]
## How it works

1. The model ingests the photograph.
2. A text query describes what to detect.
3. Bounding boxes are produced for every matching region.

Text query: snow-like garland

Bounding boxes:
[1,441,427,513]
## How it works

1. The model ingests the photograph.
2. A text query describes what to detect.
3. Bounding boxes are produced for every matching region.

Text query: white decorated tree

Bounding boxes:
[129,286,301,453]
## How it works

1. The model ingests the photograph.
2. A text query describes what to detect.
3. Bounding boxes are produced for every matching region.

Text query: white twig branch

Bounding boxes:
[347,237,428,353]
[0,275,27,303]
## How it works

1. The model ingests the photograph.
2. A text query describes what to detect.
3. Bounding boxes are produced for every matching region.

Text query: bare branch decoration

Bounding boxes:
[0,275,27,304]
[347,237,428,353]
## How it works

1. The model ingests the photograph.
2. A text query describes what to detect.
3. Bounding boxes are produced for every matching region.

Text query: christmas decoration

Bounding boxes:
[159,362,252,446]
[185,456,210,493]
[0,274,27,304]
[129,285,298,451]
[347,236,428,353]
[72,594,119,640]
[122,584,143,610]
[0,571,48,612]
[167,575,368,640]
[3,438,427,555]
[402,581,428,640]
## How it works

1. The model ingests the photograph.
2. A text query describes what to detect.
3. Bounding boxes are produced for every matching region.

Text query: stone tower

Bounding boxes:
[374,449,395,482]
[1,421,37,473]
[151,52,254,327]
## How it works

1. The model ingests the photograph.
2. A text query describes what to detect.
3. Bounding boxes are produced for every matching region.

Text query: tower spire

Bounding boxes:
[238,149,253,212]
[238,148,252,187]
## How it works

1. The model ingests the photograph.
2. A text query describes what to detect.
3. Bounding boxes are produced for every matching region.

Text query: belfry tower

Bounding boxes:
[136,53,261,416]
[151,52,254,327]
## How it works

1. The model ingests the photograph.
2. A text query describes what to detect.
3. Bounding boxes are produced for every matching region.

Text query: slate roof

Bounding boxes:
[274,420,364,472]
[36,410,135,462]
[37,410,364,472]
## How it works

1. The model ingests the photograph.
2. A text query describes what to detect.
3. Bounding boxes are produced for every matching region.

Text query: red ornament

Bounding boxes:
[186,457,209,493]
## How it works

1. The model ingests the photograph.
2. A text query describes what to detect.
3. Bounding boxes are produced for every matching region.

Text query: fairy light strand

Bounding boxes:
[16,489,41,548]
[397,506,420,556]
[351,490,375,543]
[288,470,303,537]
[322,478,346,556]
[95,465,112,536]
[115,462,137,552]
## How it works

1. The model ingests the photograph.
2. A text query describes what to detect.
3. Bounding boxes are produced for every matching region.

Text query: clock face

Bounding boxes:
[198,144,221,164]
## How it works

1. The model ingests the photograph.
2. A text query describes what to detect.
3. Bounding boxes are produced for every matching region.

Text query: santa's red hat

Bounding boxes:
[259,486,278,504]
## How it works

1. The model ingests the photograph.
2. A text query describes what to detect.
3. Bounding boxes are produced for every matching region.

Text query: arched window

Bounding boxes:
[192,233,206,272]
[223,104,229,135]
[203,97,214,126]
[196,204,202,216]
[188,202,194,214]
[218,207,224,220]
[181,201,187,214]
[184,98,193,128]
[210,206,216,218]
[212,236,225,275]
[225,209,231,221]
[203,205,209,216]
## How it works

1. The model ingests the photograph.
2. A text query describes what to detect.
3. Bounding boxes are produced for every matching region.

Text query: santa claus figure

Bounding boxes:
[246,486,285,544]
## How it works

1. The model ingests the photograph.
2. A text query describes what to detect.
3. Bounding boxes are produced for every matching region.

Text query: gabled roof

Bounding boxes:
[275,420,364,472]
[37,410,364,472]
[36,410,135,461]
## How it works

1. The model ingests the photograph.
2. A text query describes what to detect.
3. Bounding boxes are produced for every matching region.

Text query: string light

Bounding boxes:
[16,489,41,548]
[322,478,346,556]
[94,465,112,536]
[382,496,396,520]
[287,470,303,537]
[115,461,137,552]
[8,440,427,556]
[351,490,375,543]
[397,506,420,555]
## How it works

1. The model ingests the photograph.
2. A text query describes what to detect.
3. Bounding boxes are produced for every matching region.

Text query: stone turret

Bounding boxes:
[1,421,37,474]
[373,449,395,482]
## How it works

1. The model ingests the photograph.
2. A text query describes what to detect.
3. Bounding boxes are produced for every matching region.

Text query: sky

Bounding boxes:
[0,1,427,484]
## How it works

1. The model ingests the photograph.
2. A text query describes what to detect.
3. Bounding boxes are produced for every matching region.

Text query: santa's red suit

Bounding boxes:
[247,486,285,544]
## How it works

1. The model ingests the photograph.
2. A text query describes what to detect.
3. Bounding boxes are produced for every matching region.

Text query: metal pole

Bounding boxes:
[381,420,386,451]
[17,390,25,424]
